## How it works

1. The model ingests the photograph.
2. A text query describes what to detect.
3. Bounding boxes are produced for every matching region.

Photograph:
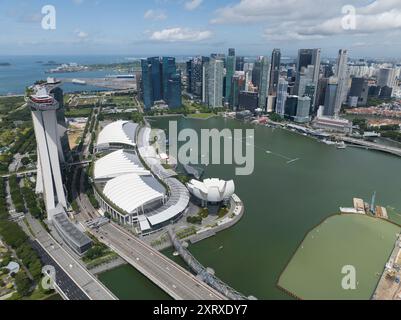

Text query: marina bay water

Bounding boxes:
[99,116,401,299]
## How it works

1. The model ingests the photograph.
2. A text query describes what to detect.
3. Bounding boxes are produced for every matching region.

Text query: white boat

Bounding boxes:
[336,142,347,149]
[322,139,336,145]
[72,79,86,85]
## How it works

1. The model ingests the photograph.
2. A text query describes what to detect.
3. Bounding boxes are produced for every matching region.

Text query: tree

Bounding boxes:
[15,271,32,297]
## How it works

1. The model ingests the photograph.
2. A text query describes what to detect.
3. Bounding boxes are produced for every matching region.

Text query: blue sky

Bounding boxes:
[1,0,401,58]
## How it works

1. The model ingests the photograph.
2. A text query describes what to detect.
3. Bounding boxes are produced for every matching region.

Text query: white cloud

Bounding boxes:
[185,0,203,11]
[144,9,167,21]
[149,27,212,42]
[211,0,401,42]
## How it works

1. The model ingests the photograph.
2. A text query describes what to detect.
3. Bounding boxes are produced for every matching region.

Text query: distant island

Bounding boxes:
[42,61,61,66]
[0,62,11,67]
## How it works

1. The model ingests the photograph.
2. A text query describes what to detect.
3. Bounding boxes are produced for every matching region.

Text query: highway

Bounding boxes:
[26,213,117,300]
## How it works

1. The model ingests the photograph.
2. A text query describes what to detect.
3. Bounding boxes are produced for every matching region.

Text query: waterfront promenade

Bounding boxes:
[338,136,401,157]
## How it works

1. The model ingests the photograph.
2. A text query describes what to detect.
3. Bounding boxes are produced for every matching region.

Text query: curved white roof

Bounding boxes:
[94,150,149,180]
[103,174,165,215]
[187,178,235,202]
[97,120,138,148]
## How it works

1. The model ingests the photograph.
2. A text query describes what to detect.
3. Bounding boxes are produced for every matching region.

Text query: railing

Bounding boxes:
[168,228,253,301]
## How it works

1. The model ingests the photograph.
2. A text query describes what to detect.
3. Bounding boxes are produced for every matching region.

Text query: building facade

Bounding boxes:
[205,59,224,108]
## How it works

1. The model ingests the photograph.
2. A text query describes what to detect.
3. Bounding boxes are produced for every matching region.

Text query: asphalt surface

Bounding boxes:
[31,240,90,301]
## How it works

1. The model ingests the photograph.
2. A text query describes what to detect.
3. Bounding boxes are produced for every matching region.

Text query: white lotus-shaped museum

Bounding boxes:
[187,178,235,203]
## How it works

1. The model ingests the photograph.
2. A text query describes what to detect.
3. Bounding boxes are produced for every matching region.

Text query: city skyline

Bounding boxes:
[1,0,401,58]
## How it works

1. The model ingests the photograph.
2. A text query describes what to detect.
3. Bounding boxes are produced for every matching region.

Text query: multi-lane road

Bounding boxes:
[26,213,116,300]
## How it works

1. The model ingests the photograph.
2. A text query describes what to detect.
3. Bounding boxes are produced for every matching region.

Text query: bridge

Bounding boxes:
[168,229,254,301]
[338,136,401,157]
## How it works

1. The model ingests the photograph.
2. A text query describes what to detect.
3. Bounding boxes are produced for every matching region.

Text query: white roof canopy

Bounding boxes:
[187,178,235,202]
[94,150,149,180]
[97,120,138,148]
[103,174,165,215]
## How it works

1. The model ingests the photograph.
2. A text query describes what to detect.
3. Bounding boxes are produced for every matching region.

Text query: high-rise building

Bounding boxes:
[252,62,261,89]
[377,68,397,88]
[333,49,349,116]
[276,79,288,116]
[295,65,315,97]
[316,78,329,109]
[323,77,338,117]
[141,57,181,109]
[202,57,211,104]
[294,96,311,123]
[141,59,154,110]
[296,49,321,110]
[238,91,259,111]
[167,73,182,109]
[225,49,236,106]
[297,49,321,82]
[205,59,224,108]
[348,77,368,107]
[186,60,192,93]
[269,49,281,96]
[257,56,270,110]
[236,56,245,71]
[231,72,246,110]
[187,57,204,97]
[27,84,67,219]
[284,95,298,120]
[162,57,177,100]
[47,80,71,161]
[149,57,163,101]
[379,86,393,99]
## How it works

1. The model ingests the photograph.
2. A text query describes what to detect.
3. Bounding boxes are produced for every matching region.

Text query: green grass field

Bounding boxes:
[278,214,400,300]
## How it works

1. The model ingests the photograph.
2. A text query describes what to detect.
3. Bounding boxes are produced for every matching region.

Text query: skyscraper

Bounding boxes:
[236,56,245,71]
[333,49,348,116]
[348,77,368,107]
[269,49,281,96]
[284,95,298,120]
[276,79,288,116]
[231,72,246,110]
[323,77,338,117]
[257,56,270,110]
[225,49,236,107]
[162,57,177,100]
[186,60,192,93]
[47,80,71,161]
[295,96,311,123]
[167,73,182,109]
[141,57,181,110]
[377,68,397,88]
[149,57,163,101]
[296,49,321,111]
[141,59,154,110]
[27,84,67,220]
[189,57,204,97]
[205,59,224,108]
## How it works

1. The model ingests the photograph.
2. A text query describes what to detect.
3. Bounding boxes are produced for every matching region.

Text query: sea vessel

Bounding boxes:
[336,142,347,149]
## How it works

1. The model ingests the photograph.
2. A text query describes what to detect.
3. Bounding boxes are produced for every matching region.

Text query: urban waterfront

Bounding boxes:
[99,116,401,300]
